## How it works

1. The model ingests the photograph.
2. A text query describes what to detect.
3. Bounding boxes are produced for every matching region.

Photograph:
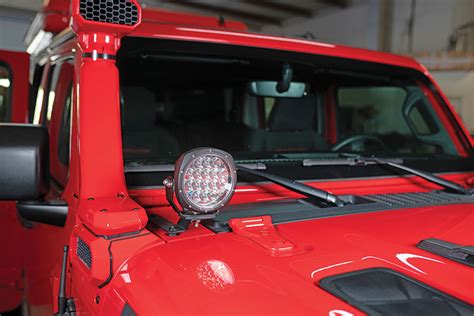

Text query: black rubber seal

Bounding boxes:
[82,53,116,60]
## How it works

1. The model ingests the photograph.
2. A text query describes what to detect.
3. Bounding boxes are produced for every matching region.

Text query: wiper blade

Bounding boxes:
[237,165,345,207]
[125,162,267,173]
[304,156,471,195]
[302,157,404,166]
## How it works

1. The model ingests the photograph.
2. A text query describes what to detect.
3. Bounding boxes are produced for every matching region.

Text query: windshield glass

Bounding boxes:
[118,40,460,165]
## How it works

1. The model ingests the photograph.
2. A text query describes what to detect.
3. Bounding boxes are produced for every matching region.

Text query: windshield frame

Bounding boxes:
[118,37,473,188]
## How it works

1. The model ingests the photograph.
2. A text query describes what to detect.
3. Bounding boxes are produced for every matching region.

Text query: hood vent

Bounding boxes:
[365,191,468,206]
[319,268,474,316]
[77,237,92,269]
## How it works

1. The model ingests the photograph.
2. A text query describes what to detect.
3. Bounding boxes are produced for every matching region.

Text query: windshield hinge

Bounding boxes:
[418,238,474,267]
[229,216,295,255]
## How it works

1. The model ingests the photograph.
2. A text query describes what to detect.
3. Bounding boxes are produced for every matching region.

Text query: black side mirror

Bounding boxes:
[0,124,49,200]
[0,124,68,227]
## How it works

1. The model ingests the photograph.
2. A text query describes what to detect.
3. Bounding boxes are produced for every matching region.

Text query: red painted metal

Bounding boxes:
[229,216,296,255]
[100,204,474,315]
[133,23,423,70]
[0,202,25,312]
[41,0,70,33]
[1,1,473,314]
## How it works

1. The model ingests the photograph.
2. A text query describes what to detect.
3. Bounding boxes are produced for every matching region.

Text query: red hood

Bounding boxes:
[106,203,474,315]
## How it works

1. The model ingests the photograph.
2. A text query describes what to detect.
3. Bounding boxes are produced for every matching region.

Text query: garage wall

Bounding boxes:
[262,0,373,49]
[0,7,34,51]
[391,0,474,53]
[434,71,474,134]
[263,0,473,53]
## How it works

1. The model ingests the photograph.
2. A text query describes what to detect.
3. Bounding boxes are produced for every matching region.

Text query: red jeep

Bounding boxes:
[0,1,473,315]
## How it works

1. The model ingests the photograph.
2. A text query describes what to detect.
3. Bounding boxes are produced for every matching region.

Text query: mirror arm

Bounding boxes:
[17,200,68,227]
[277,63,293,93]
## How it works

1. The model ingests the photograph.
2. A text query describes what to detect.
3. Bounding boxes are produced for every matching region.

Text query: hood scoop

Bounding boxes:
[418,238,474,267]
[319,268,474,316]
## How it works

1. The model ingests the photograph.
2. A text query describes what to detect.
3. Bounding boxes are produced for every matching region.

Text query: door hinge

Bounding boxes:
[229,216,295,255]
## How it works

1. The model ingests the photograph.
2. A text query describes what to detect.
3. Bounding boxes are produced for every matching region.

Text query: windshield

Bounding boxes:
[118,39,460,165]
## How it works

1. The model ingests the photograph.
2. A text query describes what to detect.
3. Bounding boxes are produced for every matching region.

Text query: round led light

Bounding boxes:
[174,148,236,214]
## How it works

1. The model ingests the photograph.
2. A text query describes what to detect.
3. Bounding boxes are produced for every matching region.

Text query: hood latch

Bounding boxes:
[229,216,295,255]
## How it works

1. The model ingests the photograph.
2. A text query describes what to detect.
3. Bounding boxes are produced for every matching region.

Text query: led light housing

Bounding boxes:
[172,148,236,217]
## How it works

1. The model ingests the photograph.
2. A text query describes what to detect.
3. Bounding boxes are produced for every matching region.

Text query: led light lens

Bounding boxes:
[175,148,236,213]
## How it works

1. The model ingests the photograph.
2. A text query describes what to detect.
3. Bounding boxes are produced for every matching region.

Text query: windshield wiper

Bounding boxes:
[237,165,345,207]
[303,156,472,195]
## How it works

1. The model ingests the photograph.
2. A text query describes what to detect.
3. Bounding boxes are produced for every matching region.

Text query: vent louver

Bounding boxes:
[365,191,466,206]
[77,237,92,268]
[320,268,474,316]
[79,0,139,26]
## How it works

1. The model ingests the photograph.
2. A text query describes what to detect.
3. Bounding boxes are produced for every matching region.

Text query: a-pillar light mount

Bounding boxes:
[164,148,237,221]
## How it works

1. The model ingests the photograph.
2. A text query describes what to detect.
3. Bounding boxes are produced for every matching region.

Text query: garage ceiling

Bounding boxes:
[0,0,350,30]
[143,0,350,30]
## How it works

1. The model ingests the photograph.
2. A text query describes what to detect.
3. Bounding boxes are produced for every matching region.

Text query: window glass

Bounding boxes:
[338,87,409,136]
[264,97,276,122]
[45,63,63,123]
[29,65,45,123]
[408,102,439,135]
[0,64,11,122]
[33,64,55,125]
[337,86,452,154]
[118,51,459,164]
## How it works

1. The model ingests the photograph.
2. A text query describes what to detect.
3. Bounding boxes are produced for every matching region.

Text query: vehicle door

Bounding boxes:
[23,56,75,314]
[0,49,30,312]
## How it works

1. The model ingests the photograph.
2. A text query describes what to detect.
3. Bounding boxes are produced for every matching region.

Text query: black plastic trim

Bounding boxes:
[418,238,474,267]
[82,223,142,240]
[0,61,13,122]
[125,159,474,188]
[0,124,50,200]
[77,238,92,269]
[319,268,474,316]
[17,199,68,227]
[97,232,151,289]
[202,192,474,232]
[82,53,116,60]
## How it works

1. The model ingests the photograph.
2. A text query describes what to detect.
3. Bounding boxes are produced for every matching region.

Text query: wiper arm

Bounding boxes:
[237,165,345,207]
[363,157,471,195]
[303,156,471,195]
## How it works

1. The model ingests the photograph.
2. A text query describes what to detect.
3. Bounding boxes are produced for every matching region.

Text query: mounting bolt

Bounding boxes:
[100,209,107,212]
[132,207,140,211]
[87,197,94,200]
[163,177,173,189]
